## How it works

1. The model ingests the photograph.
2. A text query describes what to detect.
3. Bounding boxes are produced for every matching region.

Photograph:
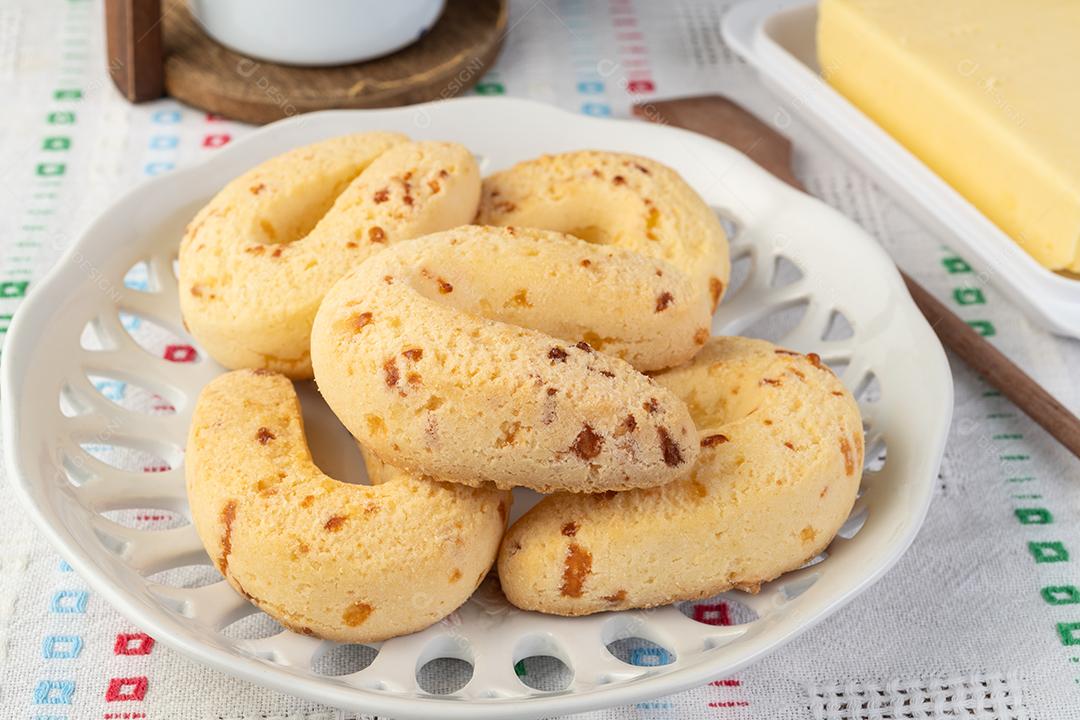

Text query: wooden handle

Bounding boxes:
[901,274,1080,457]
[105,0,164,103]
[634,94,1080,461]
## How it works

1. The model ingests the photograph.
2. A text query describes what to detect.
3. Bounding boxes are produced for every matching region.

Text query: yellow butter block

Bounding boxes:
[818,0,1080,273]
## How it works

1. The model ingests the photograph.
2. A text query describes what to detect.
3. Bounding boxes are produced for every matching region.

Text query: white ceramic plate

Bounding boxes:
[723,0,1080,339]
[1,98,951,719]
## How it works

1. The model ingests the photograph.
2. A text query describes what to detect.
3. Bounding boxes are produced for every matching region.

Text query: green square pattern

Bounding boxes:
[1043,586,1080,606]
[1029,542,1069,564]
[953,287,986,305]
[1015,508,1053,525]
[942,256,972,274]
[1058,622,1080,646]
[0,282,28,299]
[967,320,996,337]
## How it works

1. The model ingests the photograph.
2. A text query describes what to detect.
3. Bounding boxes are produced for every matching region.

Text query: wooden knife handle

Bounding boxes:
[901,273,1080,458]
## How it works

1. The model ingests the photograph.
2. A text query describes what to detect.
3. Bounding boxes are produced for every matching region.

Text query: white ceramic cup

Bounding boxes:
[188,0,446,67]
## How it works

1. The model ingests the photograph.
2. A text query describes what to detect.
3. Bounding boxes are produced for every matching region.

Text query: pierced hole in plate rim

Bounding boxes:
[119,311,200,364]
[91,520,207,575]
[516,655,573,692]
[77,441,180,474]
[797,550,828,570]
[101,508,188,532]
[678,595,760,627]
[513,633,574,692]
[85,373,178,415]
[59,382,88,418]
[312,643,379,676]
[853,371,881,404]
[771,255,804,289]
[415,634,474,695]
[715,213,740,241]
[61,453,96,486]
[416,658,473,695]
[222,611,287,641]
[605,637,675,668]
[738,297,809,343]
[836,503,869,540]
[777,571,821,602]
[80,317,120,351]
[721,249,753,302]
[864,435,887,473]
[123,259,157,293]
[821,308,854,341]
[147,563,221,590]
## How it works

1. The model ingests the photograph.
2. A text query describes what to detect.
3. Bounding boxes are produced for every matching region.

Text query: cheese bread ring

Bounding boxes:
[179,134,481,379]
[186,369,509,642]
[497,336,863,615]
[477,151,730,312]
[310,225,705,494]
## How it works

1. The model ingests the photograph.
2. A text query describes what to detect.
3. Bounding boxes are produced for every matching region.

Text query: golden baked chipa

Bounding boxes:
[186,369,509,642]
[498,337,864,615]
[179,133,480,378]
[311,225,708,494]
[478,150,730,311]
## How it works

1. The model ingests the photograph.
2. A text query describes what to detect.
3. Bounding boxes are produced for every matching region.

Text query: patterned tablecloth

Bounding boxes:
[2,1,1080,718]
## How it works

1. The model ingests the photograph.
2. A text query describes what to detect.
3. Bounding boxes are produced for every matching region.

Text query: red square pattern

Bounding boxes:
[692,602,732,626]
[106,676,148,702]
[202,134,231,148]
[164,344,198,363]
[114,633,155,656]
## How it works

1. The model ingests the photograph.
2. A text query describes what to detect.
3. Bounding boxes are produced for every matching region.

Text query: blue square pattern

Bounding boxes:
[144,161,175,176]
[123,264,150,291]
[636,701,675,710]
[151,109,182,124]
[93,379,127,402]
[50,590,88,614]
[43,635,82,659]
[629,646,672,667]
[33,680,74,705]
[149,134,179,150]
[120,311,142,332]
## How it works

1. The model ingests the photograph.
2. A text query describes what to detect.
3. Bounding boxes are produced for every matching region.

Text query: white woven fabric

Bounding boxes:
[807,673,1027,720]
[2,1,1079,718]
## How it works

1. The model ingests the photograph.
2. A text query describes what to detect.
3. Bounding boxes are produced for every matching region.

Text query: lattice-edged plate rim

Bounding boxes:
[1,97,952,719]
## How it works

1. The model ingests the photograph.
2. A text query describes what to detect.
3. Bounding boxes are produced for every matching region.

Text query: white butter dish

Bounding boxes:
[723,0,1080,338]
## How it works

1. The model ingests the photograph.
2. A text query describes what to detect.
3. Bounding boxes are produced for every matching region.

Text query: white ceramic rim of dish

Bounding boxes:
[722,0,1080,339]
[1,97,952,719]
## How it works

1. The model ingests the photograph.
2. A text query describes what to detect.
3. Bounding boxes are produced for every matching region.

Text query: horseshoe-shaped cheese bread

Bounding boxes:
[179,133,481,379]
[310,225,704,494]
[186,370,509,642]
[497,337,864,615]
[477,150,730,311]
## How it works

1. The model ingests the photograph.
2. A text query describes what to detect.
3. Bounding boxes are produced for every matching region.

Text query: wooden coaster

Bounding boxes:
[162,0,508,125]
